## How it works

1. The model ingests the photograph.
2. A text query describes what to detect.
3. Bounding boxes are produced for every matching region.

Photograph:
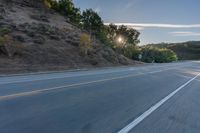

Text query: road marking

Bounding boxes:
[0,64,187,85]
[118,72,200,133]
[176,74,200,82]
[0,68,174,101]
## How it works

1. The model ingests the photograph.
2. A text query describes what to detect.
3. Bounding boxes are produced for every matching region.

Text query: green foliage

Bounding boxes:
[94,23,141,59]
[94,24,141,60]
[47,0,81,24]
[44,0,52,8]
[45,0,142,61]
[81,9,104,33]
[106,24,140,47]
[95,26,115,48]
[44,0,58,8]
[45,1,140,54]
[141,46,177,63]
[150,41,200,60]
[121,46,141,60]
[0,27,12,36]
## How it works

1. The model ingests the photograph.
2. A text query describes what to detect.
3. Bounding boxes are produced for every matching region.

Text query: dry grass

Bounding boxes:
[79,33,92,56]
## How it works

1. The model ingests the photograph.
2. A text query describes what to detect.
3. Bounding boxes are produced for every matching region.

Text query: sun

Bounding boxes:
[117,37,123,43]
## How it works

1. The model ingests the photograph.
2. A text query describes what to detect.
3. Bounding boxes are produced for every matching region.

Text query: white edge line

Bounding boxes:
[0,68,173,101]
[118,72,200,133]
[0,64,186,85]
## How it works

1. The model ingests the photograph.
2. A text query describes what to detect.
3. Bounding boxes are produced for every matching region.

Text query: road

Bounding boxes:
[0,61,200,133]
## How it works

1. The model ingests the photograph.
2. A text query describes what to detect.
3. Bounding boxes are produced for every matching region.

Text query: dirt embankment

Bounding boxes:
[0,0,141,74]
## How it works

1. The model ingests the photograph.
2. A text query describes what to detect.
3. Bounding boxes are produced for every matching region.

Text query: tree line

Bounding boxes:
[45,0,177,63]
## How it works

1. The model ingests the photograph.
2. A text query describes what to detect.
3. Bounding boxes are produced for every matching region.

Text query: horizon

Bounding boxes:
[74,0,200,45]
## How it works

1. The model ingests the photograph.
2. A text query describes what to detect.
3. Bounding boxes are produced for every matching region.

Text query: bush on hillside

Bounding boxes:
[79,33,92,56]
[0,35,16,57]
[0,27,12,36]
[46,0,81,24]
[0,35,25,57]
[120,46,141,60]
[141,46,177,63]
[45,0,142,61]
[44,0,177,64]
[95,28,115,48]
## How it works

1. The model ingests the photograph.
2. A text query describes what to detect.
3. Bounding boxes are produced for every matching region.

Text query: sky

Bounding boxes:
[73,0,200,45]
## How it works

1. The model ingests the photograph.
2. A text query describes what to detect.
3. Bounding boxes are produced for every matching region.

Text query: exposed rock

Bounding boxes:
[30,14,49,22]
[66,39,79,46]
[49,35,60,40]
[13,35,25,42]
[33,35,45,44]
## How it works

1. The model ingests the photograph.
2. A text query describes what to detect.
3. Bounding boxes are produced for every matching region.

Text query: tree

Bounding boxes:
[116,25,140,47]
[81,9,104,33]
[47,0,81,24]
[107,23,117,42]
[106,24,140,47]
[70,7,81,24]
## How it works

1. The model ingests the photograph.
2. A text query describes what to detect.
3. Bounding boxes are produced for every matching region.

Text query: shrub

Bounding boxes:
[44,0,53,8]
[0,35,15,57]
[0,35,24,57]
[47,0,81,24]
[141,46,177,63]
[0,27,12,36]
[79,33,92,56]
[95,31,114,48]
[121,46,141,60]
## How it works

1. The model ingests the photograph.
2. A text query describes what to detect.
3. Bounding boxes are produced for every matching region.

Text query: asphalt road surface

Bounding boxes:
[0,61,200,133]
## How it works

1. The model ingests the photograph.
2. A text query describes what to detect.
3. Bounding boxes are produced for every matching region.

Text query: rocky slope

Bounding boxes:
[0,0,140,74]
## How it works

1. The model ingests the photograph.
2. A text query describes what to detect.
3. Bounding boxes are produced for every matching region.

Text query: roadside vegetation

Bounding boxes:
[0,0,178,64]
[43,0,177,63]
[79,33,92,56]
[141,46,177,63]
[148,42,200,60]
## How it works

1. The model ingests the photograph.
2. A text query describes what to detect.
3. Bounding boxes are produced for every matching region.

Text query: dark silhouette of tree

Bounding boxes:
[107,24,140,47]
[48,0,81,24]
[81,9,104,33]
[107,23,117,41]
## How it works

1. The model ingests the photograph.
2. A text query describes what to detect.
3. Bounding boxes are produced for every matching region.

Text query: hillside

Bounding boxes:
[0,0,140,74]
[148,41,200,60]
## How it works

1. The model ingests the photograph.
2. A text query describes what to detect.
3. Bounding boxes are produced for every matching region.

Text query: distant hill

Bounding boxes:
[148,41,200,60]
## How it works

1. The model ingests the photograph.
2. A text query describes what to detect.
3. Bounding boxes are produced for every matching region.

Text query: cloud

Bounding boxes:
[131,27,145,30]
[170,31,200,36]
[125,0,139,9]
[104,23,200,30]
[125,2,133,9]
